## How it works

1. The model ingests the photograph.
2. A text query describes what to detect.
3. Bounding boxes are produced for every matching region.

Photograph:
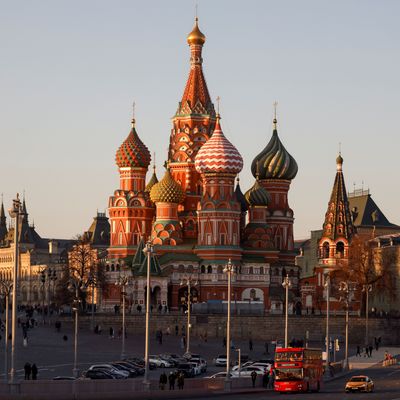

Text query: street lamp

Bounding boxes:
[115,274,130,359]
[40,270,47,324]
[339,281,355,371]
[142,239,154,390]
[8,194,21,384]
[48,268,57,321]
[282,274,291,348]
[323,272,331,376]
[235,348,241,378]
[180,276,198,354]
[0,279,12,382]
[223,259,234,390]
[362,284,372,346]
[88,274,96,332]
[68,278,87,378]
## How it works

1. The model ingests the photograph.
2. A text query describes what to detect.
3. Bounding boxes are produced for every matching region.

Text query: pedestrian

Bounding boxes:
[374,337,378,351]
[63,335,68,341]
[24,362,31,380]
[251,370,257,387]
[368,345,373,357]
[159,372,167,390]
[269,369,275,389]
[175,325,179,336]
[168,371,176,390]
[159,330,163,345]
[177,372,184,389]
[166,326,171,335]
[31,363,38,380]
[356,345,361,357]
[249,338,253,351]
[150,305,153,313]
[223,337,226,347]
[158,304,162,314]
[109,327,114,339]
[264,341,269,355]
[364,346,368,357]
[262,370,269,388]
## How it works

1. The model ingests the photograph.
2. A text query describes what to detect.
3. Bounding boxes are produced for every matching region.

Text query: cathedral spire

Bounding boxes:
[0,196,7,242]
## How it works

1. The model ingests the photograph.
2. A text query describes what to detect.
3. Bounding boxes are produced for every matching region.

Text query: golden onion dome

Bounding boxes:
[187,17,206,46]
[150,168,185,204]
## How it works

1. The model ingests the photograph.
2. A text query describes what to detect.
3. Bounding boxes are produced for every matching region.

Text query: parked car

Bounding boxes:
[149,355,173,368]
[88,364,129,379]
[251,362,272,371]
[84,370,116,380]
[176,363,195,378]
[205,372,234,379]
[52,376,76,380]
[117,361,145,375]
[125,357,156,370]
[345,376,374,393]
[110,362,138,377]
[231,365,265,377]
[214,355,228,367]
[232,361,254,371]
[188,362,202,376]
[159,355,178,367]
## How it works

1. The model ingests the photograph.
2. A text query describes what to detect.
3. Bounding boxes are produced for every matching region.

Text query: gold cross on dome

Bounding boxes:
[273,101,278,119]
[216,96,220,114]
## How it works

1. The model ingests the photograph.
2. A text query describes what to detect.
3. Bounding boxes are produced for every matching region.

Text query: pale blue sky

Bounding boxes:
[1,0,399,240]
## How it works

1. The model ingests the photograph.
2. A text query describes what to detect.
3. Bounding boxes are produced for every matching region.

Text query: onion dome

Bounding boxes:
[245,179,271,207]
[115,119,151,169]
[150,167,185,204]
[234,177,248,212]
[145,166,159,193]
[187,17,206,46]
[195,115,243,175]
[336,153,343,171]
[251,118,298,180]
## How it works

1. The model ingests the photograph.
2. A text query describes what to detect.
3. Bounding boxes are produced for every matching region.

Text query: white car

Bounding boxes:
[214,355,227,366]
[232,361,254,371]
[189,362,202,376]
[205,372,234,379]
[231,365,265,377]
[149,355,173,368]
[252,362,272,371]
[198,358,207,372]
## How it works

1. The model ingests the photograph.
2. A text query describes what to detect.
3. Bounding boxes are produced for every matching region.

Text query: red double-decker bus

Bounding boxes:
[273,347,323,393]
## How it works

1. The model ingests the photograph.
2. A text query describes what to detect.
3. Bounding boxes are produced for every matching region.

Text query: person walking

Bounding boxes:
[368,345,373,357]
[109,327,114,339]
[269,369,275,389]
[264,341,269,355]
[356,345,361,357]
[168,371,176,390]
[24,362,32,380]
[251,370,257,388]
[175,325,179,336]
[159,372,167,390]
[31,363,38,380]
[249,338,253,352]
[177,372,184,390]
[262,370,269,388]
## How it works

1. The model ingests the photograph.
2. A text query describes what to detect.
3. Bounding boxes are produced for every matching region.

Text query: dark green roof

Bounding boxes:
[132,238,146,267]
[348,192,399,228]
[134,252,162,276]
[158,252,200,265]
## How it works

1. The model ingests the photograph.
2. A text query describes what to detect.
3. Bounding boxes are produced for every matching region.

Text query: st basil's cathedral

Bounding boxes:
[104,18,299,312]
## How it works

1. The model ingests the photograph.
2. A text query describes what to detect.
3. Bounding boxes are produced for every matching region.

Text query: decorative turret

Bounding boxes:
[150,167,186,204]
[248,105,297,260]
[251,117,298,181]
[167,17,217,239]
[195,115,243,175]
[0,199,8,243]
[244,179,271,207]
[150,166,185,246]
[318,152,354,264]
[108,112,155,258]
[195,113,243,258]
[145,161,159,193]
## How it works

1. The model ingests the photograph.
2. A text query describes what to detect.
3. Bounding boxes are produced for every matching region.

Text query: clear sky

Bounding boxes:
[1,0,399,240]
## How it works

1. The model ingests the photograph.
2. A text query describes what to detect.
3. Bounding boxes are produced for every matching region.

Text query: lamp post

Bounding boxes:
[68,278,86,378]
[339,281,355,371]
[88,275,96,332]
[40,269,46,324]
[362,284,372,346]
[223,259,234,390]
[282,274,291,348]
[235,348,241,378]
[142,240,153,390]
[47,268,57,325]
[115,274,130,360]
[323,272,331,375]
[8,194,21,384]
[180,276,198,354]
[0,280,12,382]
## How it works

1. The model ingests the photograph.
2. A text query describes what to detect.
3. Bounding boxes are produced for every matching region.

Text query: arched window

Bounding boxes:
[322,242,330,258]
[336,241,345,258]
[249,267,254,275]
[207,265,212,274]
[201,265,205,274]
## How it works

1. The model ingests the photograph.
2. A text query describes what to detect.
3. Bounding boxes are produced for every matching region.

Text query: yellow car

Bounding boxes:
[345,375,374,393]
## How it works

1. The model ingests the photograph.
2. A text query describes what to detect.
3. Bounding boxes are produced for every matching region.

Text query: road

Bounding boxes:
[193,365,400,400]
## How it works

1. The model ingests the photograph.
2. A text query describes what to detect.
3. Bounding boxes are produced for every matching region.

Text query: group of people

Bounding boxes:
[24,362,38,380]
[159,371,185,390]
[250,369,275,389]
[356,344,375,358]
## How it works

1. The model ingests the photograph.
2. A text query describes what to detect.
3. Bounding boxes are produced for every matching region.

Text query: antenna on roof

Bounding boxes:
[338,142,341,155]
[132,101,136,119]
[216,96,221,115]
[195,3,198,19]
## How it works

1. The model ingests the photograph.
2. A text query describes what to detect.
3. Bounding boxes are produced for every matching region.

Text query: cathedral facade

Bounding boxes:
[105,18,300,313]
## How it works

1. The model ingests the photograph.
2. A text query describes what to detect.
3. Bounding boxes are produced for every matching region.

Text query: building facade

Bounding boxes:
[105,18,300,313]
